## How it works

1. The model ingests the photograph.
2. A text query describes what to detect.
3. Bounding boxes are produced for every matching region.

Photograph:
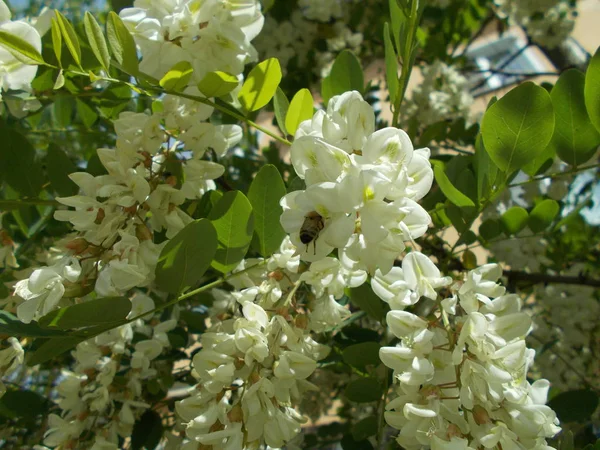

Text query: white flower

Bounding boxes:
[0,1,42,97]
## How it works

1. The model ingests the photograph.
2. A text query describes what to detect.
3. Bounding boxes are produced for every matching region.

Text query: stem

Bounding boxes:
[392,0,420,127]
[376,320,390,450]
[0,199,60,209]
[507,163,600,188]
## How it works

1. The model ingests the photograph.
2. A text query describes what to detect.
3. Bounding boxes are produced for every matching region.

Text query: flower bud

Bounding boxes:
[472,405,490,425]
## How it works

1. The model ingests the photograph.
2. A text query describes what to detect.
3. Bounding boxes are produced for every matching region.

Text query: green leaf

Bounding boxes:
[479,218,501,241]
[474,134,499,203]
[0,121,43,197]
[106,11,139,75]
[351,416,378,441]
[155,219,218,294]
[384,22,399,105]
[433,161,475,208]
[528,199,559,232]
[273,86,290,136]
[321,76,334,107]
[349,283,385,322]
[0,30,46,66]
[84,11,111,72]
[54,11,82,68]
[209,191,255,273]
[585,47,600,133]
[47,144,78,196]
[285,88,313,136]
[389,0,404,53]
[39,297,131,330]
[76,98,99,128]
[501,206,529,235]
[197,71,238,98]
[342,342,381,370]
[247,165,286,257]
[159,60,193,92]
[50,18,62,66]
[53,70,65,89]
[548,389,599,423]
[238,58,282,112]
[180,310,207,334]
[0,311,70,338]
[481,82,555,173]
[550,69,600,166]
[324,50,364,104]
[0,389,48,422]
[344,377,383,403]
[27,336,87,366]
[131,410,163,450]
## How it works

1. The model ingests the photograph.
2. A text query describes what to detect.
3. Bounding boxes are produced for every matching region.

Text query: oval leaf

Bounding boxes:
[384,22,399,105]
[285,88,313,136]
[106,11,139,75]
[0,30,45,66]
[344,377,383,403]
[481,82,555,173]
[39,296,131,330]
[501,206,529,235]
[197,71,238,98]
[528,199,559,232]
[47,144,78,196]
[50,17,62,65]
[433,161,475,208]
[208,191,254,273]
[548,389,599,423]
[155,219,218,294]
[550,69,600,166]
[326,50,364,103]
[585,47,600,133]
[54,11,81,68]
[349,283,385,322]
[342,342,381,369]
[247,165,286,257]
[273,86,290,136]
[160,60,193,92]
[84,11,111,72]
[0,121,43,197]
[238,58,282,112]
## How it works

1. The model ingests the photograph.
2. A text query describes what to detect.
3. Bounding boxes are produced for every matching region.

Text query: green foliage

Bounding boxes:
[432,161,475,208]
[481,82,555,174]
[84,12,111,72]
[0,311,70,338]
[39,297,131,330]
[528,199,560,232]
[285,88,313,136]
[273,86,290,136]
[548,390,599,423]
[0,389,48,422]
[131,410,163,450]
[550,69,600,166]
[0,30,46,66]
[584,47,600,133]
[344,377,383,403]
[106,11,139,75]
[46,144,78,196]
[349,283,386,322]
[208,191,255,273]
[155,219,218,294]
[197,71,239,98]
[238,58,282,112]
[384,22,399,104]
[351,416,379,441]
[54,11,82,69]
[0,122,44,197]
[321,50,364,104]
[342,342,381,370]
[247,165,287,257]
[159,61,194,92]
[501,206,529,235]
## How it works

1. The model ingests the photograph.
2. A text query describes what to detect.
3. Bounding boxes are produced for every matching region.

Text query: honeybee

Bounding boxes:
[300,211,325,254]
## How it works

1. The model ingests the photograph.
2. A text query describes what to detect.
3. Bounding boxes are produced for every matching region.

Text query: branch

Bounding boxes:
[503,270,600,288]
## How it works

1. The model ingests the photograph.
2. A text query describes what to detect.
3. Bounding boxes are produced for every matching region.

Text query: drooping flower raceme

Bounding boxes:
[377,255,561,449]
[120,0,264,84]
[280,90,434,275]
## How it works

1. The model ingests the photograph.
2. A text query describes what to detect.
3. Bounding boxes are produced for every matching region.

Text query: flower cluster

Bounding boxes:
[0,337,24,398]
[280,90,434,275]
[494,0,576,49]
[176,237,359,449]
[402,61,474,128]
[14,95,241,324]
[43,295,176,449]
[378,258,561,449]
[120,0,264,84]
